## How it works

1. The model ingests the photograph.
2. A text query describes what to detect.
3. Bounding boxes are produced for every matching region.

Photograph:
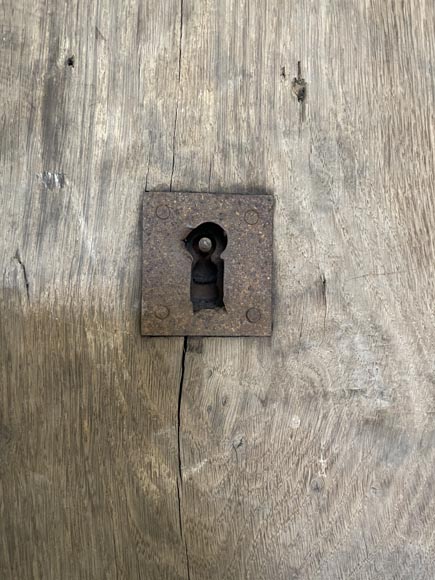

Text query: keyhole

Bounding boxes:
[185,222,227,312]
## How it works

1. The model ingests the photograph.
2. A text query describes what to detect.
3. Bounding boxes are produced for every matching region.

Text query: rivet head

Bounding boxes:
[198,237,213,253]
[155,205,170,220]
[244,209,259,225]
[154,305,169,319]
[246,308,261,323]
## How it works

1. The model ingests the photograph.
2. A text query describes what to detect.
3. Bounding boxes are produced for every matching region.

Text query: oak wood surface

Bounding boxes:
[1,1,435,579]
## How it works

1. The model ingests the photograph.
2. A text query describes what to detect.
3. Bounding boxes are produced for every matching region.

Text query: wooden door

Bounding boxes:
[2,1,435,578]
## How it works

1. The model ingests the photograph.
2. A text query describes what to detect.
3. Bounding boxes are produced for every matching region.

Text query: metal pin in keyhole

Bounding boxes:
[198,237,213,253]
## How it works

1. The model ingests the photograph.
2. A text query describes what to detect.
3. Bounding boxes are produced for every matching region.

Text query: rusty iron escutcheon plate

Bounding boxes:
[141,192,274,337]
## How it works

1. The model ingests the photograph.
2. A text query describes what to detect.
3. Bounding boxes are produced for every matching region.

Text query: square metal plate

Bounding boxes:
[141,192,273,336]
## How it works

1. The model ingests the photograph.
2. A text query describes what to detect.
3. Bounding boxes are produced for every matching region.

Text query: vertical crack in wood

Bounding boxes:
[184,538,191,580]
[14,249,30,303]
[169,28,187,575]
[170,0,183,191]
[176,478,183,536]
[176,337,191,580]
[177,336,187,483]
[178,0,184,82]
[169,101,179,192]
[321,273,327,340]
[208,158,212,192]
[144,146,152,192]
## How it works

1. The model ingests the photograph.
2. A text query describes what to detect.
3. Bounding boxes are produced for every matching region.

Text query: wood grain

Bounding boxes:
[1,0,435,579]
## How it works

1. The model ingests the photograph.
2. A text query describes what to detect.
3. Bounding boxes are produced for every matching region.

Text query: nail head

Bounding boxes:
[154,305,170,320]
[246,308,261,323]
[155,205,170,219]
[244,209,259,225]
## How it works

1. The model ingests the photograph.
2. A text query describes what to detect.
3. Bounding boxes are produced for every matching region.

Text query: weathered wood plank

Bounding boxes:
[1,0,187,578]
[1,0,435,579]
[175,1,435,579]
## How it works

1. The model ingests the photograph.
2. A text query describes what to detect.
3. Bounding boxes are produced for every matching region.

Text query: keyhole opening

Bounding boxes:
[185,222,227,313]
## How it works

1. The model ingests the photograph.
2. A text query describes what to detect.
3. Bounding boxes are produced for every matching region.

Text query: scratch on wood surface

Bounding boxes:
[345,270,410,282]
[95,26,106,42]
